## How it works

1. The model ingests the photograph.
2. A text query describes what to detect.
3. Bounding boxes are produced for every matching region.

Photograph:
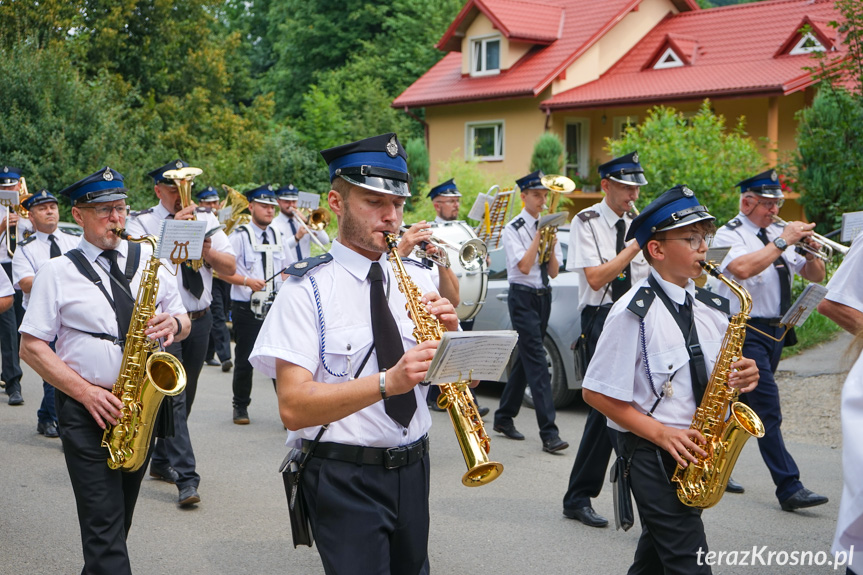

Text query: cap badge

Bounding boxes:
[632,152,639,164]
[175,161,183,169]
[41,191,47,197]
[2,167,7,173]
[770,170,778,182]
[294,261,308,269]
[682,186,693,197]
[386,135,398,158]
[103,169,114,181]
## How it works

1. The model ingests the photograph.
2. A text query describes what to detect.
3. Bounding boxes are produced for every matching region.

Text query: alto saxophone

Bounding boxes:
[671,261,765,508]
[384,233,503,486]
[102,229,187,472]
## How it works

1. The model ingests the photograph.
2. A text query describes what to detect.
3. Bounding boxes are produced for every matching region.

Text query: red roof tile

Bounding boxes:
[395,0,698,109]
[543,0,845,110]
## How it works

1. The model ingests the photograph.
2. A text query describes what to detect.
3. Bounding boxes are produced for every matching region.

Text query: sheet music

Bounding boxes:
[156,219,208,262]
[705,246,731,266]
[424,330,518,385]
[841,211,863,243]
[298,191,320,210]
[467,193,492,221]
[0,190,19,204]
[539,212,568,228]
[780,283,829,327]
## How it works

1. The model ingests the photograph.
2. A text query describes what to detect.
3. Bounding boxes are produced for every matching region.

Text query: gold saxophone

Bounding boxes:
[384,233,503,486]
[671,260,765,508]
[101,229,187,472]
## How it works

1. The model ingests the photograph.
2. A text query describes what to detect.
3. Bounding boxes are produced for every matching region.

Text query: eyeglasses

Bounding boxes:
[657,234,713,250]
[756,199,785,209]
[77,204,130,218]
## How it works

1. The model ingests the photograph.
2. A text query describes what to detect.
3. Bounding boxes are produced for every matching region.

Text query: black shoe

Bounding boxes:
[150,464,179,484]
[780,487,829,512]
[725,477,745,494]
[233,405,250,425]
[205,358,220,367]
[221,360,233,373]
[542,436,569,453]
[493,424,525,440]
[178,486,201,507]
[37,421,60,438]
[477,405,490,417]
[8,391,23,405]
[563,506,608,528]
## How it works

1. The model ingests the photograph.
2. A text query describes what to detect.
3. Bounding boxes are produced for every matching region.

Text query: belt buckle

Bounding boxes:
[384,446,407,469]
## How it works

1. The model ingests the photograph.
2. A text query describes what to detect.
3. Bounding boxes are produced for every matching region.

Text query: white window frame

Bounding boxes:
[470,35,502,77]
[653,46,684,69]
[564,118,590,182]
[466,121,505,161]
[613,116,639,138]
[789,32,825,55]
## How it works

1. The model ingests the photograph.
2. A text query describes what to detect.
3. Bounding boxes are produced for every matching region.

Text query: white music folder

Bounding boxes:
[423,330,518,385]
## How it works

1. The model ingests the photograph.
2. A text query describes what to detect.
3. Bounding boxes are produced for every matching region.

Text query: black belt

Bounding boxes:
[510,283,551,296]
[302,435,429,469]
[749,317,783,327]
[232,300,251,309]
[188,308,209,320]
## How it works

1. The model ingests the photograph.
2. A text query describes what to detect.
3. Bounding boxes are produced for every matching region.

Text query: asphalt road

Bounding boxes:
[0,340,850,575]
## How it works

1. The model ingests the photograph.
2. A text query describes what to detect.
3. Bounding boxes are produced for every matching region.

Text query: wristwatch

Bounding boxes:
[773,237,787,250]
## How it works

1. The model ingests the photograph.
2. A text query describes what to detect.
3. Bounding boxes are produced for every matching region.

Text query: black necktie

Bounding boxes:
[102,250,135,340]
[756,228,791,315]
[288,218,303,261]
[611,219,632,302]
[48,234,61,259]
[369,262,415,427]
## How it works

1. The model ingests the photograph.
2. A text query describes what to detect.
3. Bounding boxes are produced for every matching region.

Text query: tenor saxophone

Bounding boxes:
[671,261,765,508]
[384,233,503,486]
[101,229,187,472]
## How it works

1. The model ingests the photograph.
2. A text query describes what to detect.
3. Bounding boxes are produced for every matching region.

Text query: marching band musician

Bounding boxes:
[562,152,651,528]
[713,169,828,513]
[219,184,286,425]
[126,160,236,507]
[19,167,189,575]
[0,165,32,406]
[250,133,459,575]
[493,170,568,454]
[196,185,234,373]
[274,183,331,265]
[429,178,460,224]
[12,190,79,438]
[582,186,759,574]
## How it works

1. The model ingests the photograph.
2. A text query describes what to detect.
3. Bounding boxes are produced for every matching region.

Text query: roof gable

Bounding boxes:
[774,15,837,57]
[646,33,699,69]
[437,0,565,53]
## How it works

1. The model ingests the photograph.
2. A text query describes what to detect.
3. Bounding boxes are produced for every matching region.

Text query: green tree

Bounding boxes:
[530,133,564,175]
[608,101,764,224]
[405,138,430,194]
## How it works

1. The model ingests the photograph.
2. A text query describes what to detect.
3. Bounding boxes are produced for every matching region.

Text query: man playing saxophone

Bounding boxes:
[18,167,190,575]
[582,186,759,574]
[250,133,459,575]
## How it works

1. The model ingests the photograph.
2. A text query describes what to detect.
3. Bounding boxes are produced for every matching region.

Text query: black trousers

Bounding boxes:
[56,390,149,575]
[231,301,263,408]
[0,262,23,395]
[150,310,211,490]
[618,433,710,575]
[494,286,559,442]
[207,278,232,363]
[563,304,618,510]
[740,325,803,502]
[303,453,431,575]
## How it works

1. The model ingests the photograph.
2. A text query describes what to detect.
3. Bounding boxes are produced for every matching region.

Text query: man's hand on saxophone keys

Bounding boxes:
[420,292,459,331]
[82,385,122,430]
[144,312,189,346]
[728,356,759,392]
[659,427,708,469]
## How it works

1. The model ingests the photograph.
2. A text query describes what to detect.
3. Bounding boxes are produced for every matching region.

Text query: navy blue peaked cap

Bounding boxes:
[599,151,648,186]
[626,185,714,247]
[245,183,278,205]
[195,186,219,201]
[59,167,128,205]
[516,170,545,191]
[148,159,189,184]
[21,189,58,210]
[428,179,461,199]
[321,133,411,197]
[277,184,299,199]
[0,166,22,186]
[737,169,783,198]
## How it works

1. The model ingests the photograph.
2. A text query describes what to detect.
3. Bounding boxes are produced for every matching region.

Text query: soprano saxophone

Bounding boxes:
[101,229,187,472]
[384,233,503,486]
[671,260,765,508]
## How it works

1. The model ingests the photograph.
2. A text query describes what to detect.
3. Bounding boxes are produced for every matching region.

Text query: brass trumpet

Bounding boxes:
[771,216,849,262]
[398,225,488,271]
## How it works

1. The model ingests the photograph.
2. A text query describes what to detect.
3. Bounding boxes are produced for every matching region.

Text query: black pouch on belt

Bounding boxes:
[609,455,634,532]
[279,447,314,548]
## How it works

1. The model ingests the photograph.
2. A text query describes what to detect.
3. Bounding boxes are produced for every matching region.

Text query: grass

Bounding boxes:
[780,310,841,359]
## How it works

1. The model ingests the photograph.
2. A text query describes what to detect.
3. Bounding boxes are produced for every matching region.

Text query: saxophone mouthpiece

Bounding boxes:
[383,232,398,250]
[111,228,129,240]
[699,260,723,279]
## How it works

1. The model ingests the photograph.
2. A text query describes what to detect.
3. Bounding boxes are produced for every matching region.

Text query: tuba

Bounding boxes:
[671,260,765,508]
[162,166,204,270]
[101,229,187,472]
[384,232,503,486]
[220,184,251,235]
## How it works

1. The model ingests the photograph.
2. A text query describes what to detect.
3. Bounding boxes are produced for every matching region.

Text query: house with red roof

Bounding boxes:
[393,0,846,196]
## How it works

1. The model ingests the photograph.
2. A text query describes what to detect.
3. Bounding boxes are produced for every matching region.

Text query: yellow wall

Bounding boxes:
[460,13,531,74]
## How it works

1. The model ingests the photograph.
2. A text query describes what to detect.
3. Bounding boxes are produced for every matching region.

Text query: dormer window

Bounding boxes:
[471,35,501,76]
[789,32,825,55]
[653,47,684,69]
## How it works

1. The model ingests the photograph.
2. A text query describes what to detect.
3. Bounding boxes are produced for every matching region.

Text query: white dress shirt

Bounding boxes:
[273,211,330,266]
[229,223,286,302]
[12,228,80,308]
[126,203,235,312]
[582,270,727,432]
[713,212,806,317]
[19,237,186,389]
[250,239,435,449]
[825,238,863,311]
[568,199,649,311]
[0,266,13,297]
[503,209,563,289]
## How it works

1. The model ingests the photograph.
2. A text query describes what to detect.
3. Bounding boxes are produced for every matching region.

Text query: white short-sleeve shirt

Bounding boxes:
[228,223,286,302]
[273,211,330,266]
[12,228,80,308]
[825,238,863,311]
[503,209,563,289]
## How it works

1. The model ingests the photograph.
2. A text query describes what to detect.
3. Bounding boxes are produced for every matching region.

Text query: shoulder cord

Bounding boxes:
[640,318,666,417]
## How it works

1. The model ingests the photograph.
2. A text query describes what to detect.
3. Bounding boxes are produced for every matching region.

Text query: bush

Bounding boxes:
[608,101,764,225]
[405,138,430,194]
[530,132,564,175]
